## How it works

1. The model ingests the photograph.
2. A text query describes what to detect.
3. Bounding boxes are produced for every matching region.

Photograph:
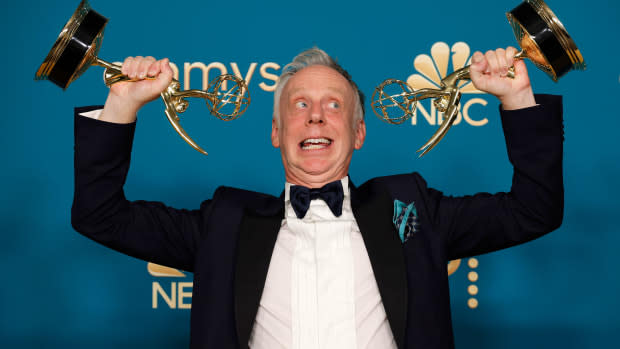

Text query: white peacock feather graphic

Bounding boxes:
[407,42,485,94]
[148,262,186,277]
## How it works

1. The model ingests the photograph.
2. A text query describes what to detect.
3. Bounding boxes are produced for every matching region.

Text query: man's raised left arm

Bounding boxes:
[435,47,564,259]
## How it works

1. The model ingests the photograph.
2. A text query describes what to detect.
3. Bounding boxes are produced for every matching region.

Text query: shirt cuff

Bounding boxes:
[79,108,103,120]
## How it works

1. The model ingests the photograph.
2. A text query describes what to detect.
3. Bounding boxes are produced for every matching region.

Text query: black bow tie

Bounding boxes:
[289,180,344,219]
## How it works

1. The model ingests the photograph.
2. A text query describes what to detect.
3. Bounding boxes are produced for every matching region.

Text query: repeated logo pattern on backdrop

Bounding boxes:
[149,258,480,309]
[6,0,618,347]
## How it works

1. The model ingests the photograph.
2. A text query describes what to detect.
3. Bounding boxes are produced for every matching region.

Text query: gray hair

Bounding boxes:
[273,47,365,125]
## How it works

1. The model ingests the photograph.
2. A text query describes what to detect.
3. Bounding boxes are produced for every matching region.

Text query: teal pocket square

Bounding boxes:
[393,200,418,243]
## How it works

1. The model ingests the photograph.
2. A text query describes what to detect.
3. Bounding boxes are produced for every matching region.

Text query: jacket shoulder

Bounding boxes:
[358,172,431,197]
[210,185,282,216]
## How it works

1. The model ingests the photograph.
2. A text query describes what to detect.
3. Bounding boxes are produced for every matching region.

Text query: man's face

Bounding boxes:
[271,65,366,188]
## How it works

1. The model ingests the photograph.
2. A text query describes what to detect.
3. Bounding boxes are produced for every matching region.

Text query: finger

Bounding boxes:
[121,56,134,76]
[470,51,487,75]
[485,50,499,76]
[137,56,156,80]
[127,56,143,79]
[147,57,162,77]
[495,48,508,76]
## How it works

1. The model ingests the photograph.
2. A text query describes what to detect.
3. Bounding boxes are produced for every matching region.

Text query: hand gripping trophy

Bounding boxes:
[371,0,585,157]
[35,0,250,156]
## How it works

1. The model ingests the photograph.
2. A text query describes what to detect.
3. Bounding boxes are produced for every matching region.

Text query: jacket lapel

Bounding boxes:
[234,197,284,349]
[351,182,408,349]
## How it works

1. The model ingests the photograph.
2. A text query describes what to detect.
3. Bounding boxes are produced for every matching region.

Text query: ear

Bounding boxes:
[354,119,366,150]
[271,117,280,148]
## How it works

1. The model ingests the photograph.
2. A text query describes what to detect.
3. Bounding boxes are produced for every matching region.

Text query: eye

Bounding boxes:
[295,101,308,109]
[327,101,340,109]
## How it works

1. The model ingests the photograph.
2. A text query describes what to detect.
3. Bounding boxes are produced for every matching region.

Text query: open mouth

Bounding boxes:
[300,137,332,150]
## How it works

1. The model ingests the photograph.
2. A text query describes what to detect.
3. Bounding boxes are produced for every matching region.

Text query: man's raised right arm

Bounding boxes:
[72,57,208,272]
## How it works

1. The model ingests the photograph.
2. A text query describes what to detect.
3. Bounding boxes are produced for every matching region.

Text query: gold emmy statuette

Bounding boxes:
[35,0,250,156]
[371,0,585,157]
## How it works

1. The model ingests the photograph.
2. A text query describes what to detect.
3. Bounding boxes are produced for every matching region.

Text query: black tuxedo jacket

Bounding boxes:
[72,95,563,349]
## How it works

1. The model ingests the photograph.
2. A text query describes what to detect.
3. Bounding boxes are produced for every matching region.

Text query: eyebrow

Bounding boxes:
[286,86,347,99]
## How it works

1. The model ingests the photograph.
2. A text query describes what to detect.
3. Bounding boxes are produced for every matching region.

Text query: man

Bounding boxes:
[72,47,563,348]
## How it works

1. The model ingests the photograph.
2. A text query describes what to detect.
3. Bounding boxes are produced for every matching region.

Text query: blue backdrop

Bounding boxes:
[2,0,619,347]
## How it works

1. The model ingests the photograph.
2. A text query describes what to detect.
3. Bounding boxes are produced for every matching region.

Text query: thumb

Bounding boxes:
[511,59,532,88]
[155,58,173,92]
[469,51,486,78]
[513,59,529,79]
[469,51,488,90]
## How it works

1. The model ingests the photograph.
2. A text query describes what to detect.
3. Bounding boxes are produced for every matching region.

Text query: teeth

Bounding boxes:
[301,138,332,150]
[304,138,331,144]
[303,144,326,150]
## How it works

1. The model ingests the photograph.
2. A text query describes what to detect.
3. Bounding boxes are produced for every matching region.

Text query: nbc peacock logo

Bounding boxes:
[148,262,193,310]
[407,42,489,127]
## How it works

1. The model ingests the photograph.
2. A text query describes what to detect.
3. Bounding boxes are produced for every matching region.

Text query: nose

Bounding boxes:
[306,102,324,125]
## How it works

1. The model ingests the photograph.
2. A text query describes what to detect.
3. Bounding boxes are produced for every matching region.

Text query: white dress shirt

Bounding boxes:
[249,177,396,349]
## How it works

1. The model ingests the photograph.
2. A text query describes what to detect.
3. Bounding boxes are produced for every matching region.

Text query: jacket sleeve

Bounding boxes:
[71,106,212,272]
[420,94,564,260]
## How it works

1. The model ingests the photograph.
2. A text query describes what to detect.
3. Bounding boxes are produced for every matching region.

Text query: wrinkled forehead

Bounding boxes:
[280,65,355,101]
